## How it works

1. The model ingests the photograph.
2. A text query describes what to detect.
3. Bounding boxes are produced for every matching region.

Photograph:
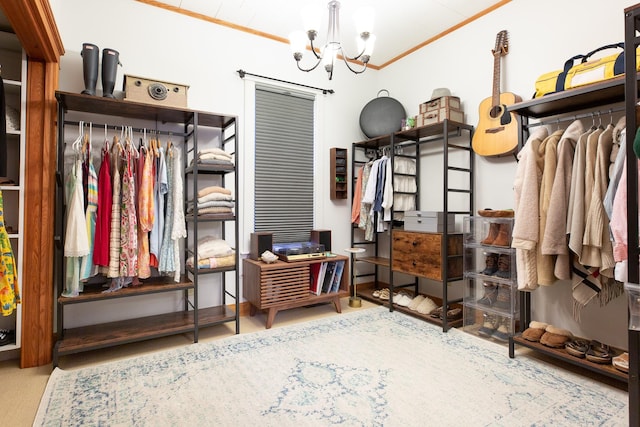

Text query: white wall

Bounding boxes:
[51,0,632,348]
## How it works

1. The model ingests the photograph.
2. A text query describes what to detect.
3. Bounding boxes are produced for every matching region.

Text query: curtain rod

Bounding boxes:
[525,106,625,128]
[237,69,335,95]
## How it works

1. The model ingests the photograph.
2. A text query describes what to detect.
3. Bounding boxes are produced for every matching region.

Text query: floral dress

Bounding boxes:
[0,190,19,315]
[119,151,138,277]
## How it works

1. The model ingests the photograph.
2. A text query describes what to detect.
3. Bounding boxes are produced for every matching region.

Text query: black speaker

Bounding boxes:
[250,232,273,260]
[310,229,331,252]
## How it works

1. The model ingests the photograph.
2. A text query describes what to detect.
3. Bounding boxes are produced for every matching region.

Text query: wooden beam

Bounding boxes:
[21,59,59,367]
[0,0,62,367]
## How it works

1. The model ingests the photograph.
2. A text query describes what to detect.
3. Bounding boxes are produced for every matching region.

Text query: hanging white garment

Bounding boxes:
[171,148,187,282]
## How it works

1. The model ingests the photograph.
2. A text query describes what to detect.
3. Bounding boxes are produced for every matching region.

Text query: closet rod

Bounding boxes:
[525,106,625,128]
[62,120,188,137]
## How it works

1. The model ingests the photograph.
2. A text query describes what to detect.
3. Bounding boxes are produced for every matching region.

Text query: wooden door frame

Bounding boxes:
[0,0,63,367]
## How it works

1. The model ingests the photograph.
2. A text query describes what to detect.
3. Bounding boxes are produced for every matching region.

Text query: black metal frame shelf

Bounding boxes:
[350,119,474,332]
[53,91,240,367]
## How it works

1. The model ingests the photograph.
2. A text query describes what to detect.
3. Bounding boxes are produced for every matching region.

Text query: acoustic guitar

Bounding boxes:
[472,30,522,157]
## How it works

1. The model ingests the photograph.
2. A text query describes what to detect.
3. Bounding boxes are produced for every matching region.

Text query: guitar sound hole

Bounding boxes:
[489,105,503,119]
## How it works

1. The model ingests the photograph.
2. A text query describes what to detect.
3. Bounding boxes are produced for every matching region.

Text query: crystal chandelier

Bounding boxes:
[289,1,376,80]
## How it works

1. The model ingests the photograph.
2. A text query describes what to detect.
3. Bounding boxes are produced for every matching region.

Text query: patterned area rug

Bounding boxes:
[35,307,628,426]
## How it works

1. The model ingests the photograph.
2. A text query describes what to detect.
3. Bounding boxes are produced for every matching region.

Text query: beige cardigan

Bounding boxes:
[512,127,548,291]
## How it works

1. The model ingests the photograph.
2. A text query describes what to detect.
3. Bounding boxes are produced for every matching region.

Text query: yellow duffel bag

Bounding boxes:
[534,43,639,98]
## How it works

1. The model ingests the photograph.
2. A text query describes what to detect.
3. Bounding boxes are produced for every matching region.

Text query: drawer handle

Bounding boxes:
[412,261,417,267]
[412,241,418,246]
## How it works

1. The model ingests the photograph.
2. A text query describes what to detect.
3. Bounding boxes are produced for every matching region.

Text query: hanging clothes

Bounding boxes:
[540,120,584,280]
[63,158,90,297]
[150,147,167,268]
[107,144,122,279]
[93,146,112,267]
[80,148,98,280]
[137,148,154,279]
[119,150,138,278]
[171,148,186,282]
[512,126,549,291]
[158,147,175,274]
[536,128,564,286]
[0,190,20,316]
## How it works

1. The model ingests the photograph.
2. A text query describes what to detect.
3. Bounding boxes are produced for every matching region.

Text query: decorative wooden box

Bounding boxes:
[123,74,188,108]
[392,230,463,281]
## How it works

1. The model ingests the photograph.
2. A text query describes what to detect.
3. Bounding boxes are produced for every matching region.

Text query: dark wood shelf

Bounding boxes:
[507,74,640,118]
[58,276,192,305]
[54,305,236,360]
[358,287,463,331]
[510,335,628,383]
[56,91,236,128]
[353,119,474,149]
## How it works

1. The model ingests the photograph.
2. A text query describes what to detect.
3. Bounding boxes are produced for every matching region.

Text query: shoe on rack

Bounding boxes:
[565,338,590,358]
[521,321,548,342]
[477,282,498,306]
[477,314,498,337]
[480,253,499,275]
[613,352,629,373]
[440,307,462,321]
[482,222,500,245]
[0,329,14,346]
[491,223,511,247]
[395,293,413,307]
[416,297,438,315]
[495,254,511,279]
[540,325,573,348]
[408,295,425,310]
[491,317,511,342]
[493,284,511,310]
[585,340,613,364]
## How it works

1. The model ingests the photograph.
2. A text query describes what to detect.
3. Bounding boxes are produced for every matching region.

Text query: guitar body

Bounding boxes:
[472,92,522,157]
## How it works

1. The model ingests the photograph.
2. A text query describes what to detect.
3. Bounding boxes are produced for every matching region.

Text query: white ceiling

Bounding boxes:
[150,0,506,68]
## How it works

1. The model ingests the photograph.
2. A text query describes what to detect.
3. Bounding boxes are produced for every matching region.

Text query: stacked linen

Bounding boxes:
[189,185,234,215]
[192,147,234,168]
[187,235,236,269]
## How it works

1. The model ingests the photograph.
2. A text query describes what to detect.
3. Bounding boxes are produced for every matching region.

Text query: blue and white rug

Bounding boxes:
[34,307,628,426]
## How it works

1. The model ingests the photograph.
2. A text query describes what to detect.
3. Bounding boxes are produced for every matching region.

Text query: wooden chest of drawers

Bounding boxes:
[392,230,463,281]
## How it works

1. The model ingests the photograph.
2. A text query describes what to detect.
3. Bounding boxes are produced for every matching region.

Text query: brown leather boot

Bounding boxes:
[491,223,511,247]
[482,222,499,245]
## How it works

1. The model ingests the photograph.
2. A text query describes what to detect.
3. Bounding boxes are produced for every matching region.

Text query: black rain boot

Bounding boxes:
[101,48,121,98]
[80,43,99,96]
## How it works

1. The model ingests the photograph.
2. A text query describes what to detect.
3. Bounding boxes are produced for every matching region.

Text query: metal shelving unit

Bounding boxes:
[53,91,239,366]
[350,119,474,331]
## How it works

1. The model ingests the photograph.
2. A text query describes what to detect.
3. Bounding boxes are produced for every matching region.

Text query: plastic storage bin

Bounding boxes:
[625,282,640,330]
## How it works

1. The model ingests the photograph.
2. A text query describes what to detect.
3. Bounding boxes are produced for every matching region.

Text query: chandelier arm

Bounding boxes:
[340,54,368,75]
[309,38,322,60]
[341,46,367,62]
[296,57,323,73]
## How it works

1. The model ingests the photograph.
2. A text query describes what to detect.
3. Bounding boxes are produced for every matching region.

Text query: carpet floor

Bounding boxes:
[34,306,628,426]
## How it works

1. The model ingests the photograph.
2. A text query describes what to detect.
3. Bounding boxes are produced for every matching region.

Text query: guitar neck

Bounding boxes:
[491,54,501,107]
